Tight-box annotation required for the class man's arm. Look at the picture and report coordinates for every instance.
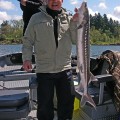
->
[22,15,36,72]
[19,0,43,8]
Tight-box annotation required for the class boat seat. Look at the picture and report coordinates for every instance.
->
[0,68,37,120]
[0,90,29,107]
[0,90,30,120]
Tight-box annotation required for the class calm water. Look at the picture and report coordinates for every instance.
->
[72,45,120,57]
[0,44,120,57]
[0,44,22,56]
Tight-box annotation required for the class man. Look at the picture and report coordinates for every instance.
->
[20,0,47,34]
[22,0,78,119]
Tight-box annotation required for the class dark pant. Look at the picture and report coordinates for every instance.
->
[36,70,75,120]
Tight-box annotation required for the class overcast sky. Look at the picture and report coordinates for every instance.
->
[0,0,120,24]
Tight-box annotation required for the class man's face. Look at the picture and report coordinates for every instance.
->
[48,0,63,10]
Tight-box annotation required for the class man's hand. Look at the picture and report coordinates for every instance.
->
[72,8,79,22]
[23,60,32,72]
[20,0,27,6]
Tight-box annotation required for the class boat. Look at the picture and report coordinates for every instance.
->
[0,52,119,120]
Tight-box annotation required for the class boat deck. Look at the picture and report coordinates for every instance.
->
[28,109,87,120]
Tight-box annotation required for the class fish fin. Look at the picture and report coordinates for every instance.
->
[81,93,96,109]
[78,80,84,92]
[75,80,84,92]
[89,72,98,83]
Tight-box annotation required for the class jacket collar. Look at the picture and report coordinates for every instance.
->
[38,5,68,18]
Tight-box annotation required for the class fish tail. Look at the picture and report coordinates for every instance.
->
[80,93,96,109]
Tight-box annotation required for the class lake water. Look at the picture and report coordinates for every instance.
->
[0,44,120,57]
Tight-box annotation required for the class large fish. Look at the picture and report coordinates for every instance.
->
[75,1,97,108]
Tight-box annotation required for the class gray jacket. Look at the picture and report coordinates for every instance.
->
[22,6,77,73]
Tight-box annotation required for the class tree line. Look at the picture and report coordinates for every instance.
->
[90,13,120,45]
[0,20,23,44]
[0,13,120,45]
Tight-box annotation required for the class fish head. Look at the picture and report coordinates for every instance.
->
[78,2,89,28]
